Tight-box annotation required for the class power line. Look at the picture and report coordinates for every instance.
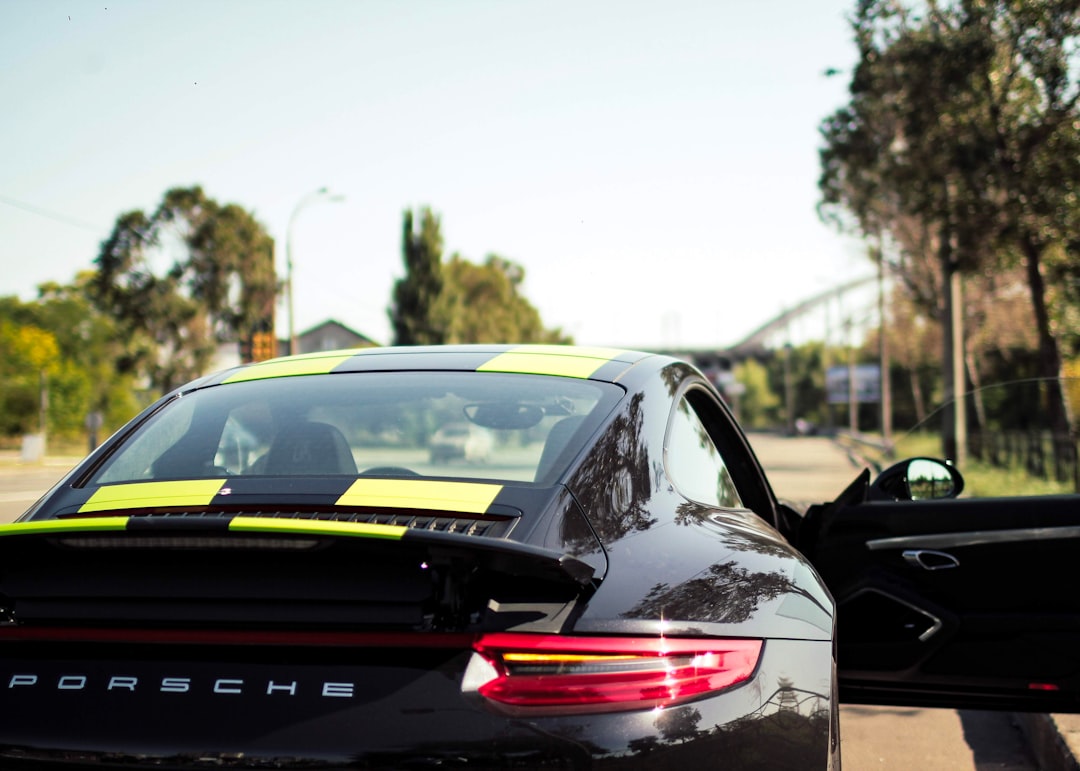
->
[0,193,103,234]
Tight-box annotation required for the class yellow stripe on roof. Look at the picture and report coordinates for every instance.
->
[223,350,358,383]
[228,516,406,540]
[0,517,131,537]
[336,478,502,514]
[478,345,626,379]
[79,480,225,513]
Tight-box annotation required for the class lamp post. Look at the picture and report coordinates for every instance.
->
[783,342,795,436]
[286,187,345,355]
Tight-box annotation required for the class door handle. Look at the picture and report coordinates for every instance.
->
[902,549,960,571]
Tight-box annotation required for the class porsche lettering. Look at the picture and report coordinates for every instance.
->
[7,674,355,698]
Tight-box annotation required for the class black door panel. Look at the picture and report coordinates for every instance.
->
[805,494,1080,711]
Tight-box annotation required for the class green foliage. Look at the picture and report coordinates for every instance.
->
[440,255,571,344]
[0,280,141,439]
[772,343,830,427]
[390,208,446,345]
[0,321,55,436]
[735,358,781,429]
[734,344,836,431]
[36,277,143,433]
[390,208,570,346]
[819,0,1080,436]
[89,186,277,394]
[1046,242,1080,356]
[892,430,1073,497]
[45,358,91,440]
[962,463,1073,497]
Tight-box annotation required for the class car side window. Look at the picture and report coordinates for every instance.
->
[666,394,743,509]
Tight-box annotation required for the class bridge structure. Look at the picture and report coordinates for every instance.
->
[650,273,881,385]
[726,275,879,356]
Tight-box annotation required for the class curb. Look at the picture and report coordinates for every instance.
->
[1015,713,1080,771]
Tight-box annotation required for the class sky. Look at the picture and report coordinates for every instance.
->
[1,0,873,351]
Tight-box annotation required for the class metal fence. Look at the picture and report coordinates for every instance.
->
[968,430,1080,493]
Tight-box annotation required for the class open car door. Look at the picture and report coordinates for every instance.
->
[800,458,1080,713]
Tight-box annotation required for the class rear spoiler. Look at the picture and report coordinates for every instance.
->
[0,516,598,634]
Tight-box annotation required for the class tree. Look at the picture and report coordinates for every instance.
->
[819,0,1080,455]
[874,288,942,429]
[0,321,57,437]
[390,207,446,345]
[35,275,143,433]
[735,358,782,429]
[439,255,571,344]
[0,278,142,440]
[89,186,277,394]
[973,0,1080,437]
[390,207,570,345]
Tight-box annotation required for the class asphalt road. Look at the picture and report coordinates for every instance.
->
[0,440,1048,768]
[0,453,79,522]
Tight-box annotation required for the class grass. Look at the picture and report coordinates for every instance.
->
[895,432,1074,497]
[957,464,1073,497]
[890,432,940,460]
[836,430,1075,497]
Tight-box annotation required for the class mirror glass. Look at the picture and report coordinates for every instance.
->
[906,459,956,500]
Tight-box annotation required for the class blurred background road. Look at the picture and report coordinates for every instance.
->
[0,451,79,522]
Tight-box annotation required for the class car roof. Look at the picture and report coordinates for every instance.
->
[198,344,656,390]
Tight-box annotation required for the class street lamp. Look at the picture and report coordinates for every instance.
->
[286,187,345,355]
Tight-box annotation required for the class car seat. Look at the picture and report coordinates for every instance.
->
[262,421,358,475]
[535,415,586,484]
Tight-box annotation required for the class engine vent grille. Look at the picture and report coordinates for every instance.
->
[125,510,516,538]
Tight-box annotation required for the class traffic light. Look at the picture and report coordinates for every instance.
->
[251,331,276,362]
[243,303,276,363]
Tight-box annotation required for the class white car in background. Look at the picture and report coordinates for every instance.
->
[429,421,494,463]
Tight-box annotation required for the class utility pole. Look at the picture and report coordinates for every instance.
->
[947,268,967,467]
[847,328,858,433]
[783,342,795,435]
[940,216,967,467]
[822,296,834,432]
[285,187,345,356]
[877,239,892,451]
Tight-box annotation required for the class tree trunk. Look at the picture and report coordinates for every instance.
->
[1021,235,1072,446]
[878,246,893,448]
[910,369,926,427]
[940,213,966,467]
[964,348,987,433]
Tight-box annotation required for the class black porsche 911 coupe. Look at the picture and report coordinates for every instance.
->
[2,344,1077,769]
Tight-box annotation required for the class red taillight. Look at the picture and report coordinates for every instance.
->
[1029,682,1061,691]
[466,633,762,713]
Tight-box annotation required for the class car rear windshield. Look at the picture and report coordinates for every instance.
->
[90,371,623,486]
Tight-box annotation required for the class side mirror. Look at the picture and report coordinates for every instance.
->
[868,457,964,501]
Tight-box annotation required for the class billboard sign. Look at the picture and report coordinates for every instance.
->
[826,364,881,404]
